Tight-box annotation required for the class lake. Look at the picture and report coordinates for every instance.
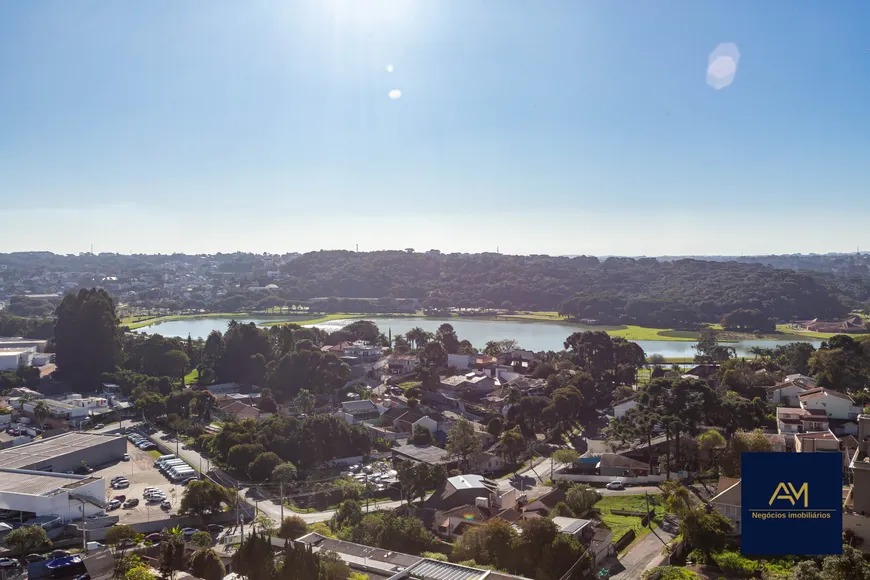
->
[135,316,823,359]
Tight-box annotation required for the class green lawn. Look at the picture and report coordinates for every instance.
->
[263,313,369,327]
[594,494,668,549]
[184,369,199,385]
[396,381,422,391]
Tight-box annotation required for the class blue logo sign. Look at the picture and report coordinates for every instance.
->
[741,452,842,555]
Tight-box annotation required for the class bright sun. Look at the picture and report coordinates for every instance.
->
[321,0,415,27]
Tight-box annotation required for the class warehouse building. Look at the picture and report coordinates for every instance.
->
[0,432,126,472]
[0,468,105,522]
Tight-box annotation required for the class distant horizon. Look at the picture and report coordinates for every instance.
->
[2,247,868,260]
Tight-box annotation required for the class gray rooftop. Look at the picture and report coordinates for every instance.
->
[393,444,452,465]
[551,516,594,536]
[0,432,122,470]
[404,559,488,580]
[447,474,492,490]
[0,468,94,496]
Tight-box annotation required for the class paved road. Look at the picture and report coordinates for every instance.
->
[610,516,678,579]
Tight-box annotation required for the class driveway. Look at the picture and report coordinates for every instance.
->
[609,515,679,579]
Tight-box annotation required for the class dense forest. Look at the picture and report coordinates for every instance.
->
[277,251,849,325]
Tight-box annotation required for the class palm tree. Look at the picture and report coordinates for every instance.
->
[405,327,432,350]
[748,346,764,359]
[33,401,50,428]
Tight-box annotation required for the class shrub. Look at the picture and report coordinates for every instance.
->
[712,551,759,577]
[642,567,700,580]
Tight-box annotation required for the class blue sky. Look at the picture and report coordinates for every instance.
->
[2,1,870,256]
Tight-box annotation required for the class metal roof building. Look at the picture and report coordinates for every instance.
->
[0,431,125,472]
[0,468,106,522]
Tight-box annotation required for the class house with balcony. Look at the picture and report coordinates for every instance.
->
[776,406,829,435]
[798,388,861,435]
[843,415,870,548]
[337,400,380,425]
[342,341,381,361]
[710,477,742,535]
[766,376,816,406]
[382,354,417,375]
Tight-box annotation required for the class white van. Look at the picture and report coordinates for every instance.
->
[154,454,177,467]
[169,468,195,481]
[160,459,186,472]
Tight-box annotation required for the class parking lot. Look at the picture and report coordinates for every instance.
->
[92,441,184,523]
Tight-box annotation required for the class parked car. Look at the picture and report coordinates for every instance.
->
[123,498,139,508]
[110,476,126,484]
[145,533,163,543]
[108,499,121,510]
[112,495,126,503]
[112,480,129,489]
[24,554,45,563]
[605,481,625,491]
[180,477,198,486]
[94,424,105,430]
[122,454,130,461]
[86,542,104,551]
[49,550,71,559]
[160,500,171,510]
[0,558,19,569]
[206,524,224,534]
[182,528,198,540]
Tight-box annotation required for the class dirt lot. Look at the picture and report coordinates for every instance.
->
[92,441,185,523]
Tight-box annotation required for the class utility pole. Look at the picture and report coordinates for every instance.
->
[645,492,651,528]
[280,482,284,522]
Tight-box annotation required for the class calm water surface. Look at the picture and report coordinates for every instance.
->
[135,316,822,359]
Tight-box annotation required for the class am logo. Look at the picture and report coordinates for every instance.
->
[768,482,808,507]
[741,452,842,555]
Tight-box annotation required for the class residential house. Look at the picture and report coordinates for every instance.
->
[321,342,351,354]
[434,502,523,539]
[710,477,742,535]
[597,453,651,477]
[794,430,840,453]
[613,397,638,420]
[337,400,380,425]
[425,474,505,512]
[392,444,454,466]
[342,341,381,361]
[447,353,499,371]
[766,378,816,406]
[776,407,829,435]
[496,350,542,369]
[798,388,862,436]
[440,372,498,395]
[845,415,870,548]
[764,433,787,452]
[522,487,567,518]
[219,401,270,421]
[383,354,417,375]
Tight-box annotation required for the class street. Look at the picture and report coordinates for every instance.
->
[610,515,679,579]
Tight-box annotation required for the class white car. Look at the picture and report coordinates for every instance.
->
[605,481,625,490]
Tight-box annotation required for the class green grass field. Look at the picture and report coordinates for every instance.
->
[184,368,199,385]
[594,494,668,550]
[396,381,422,391]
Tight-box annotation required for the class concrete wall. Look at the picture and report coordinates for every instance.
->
[25,436,126,472]
[0,477,106,522]
[553,472,688,484]
[845,513,870,551]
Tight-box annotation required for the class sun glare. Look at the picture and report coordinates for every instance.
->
[322,0,415,27]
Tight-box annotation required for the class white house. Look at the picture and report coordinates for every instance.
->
[776,407,829,435]
[342,341,381,359]
[710,477,742,535]
[766,379,815,407]
[798,388,861,421]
